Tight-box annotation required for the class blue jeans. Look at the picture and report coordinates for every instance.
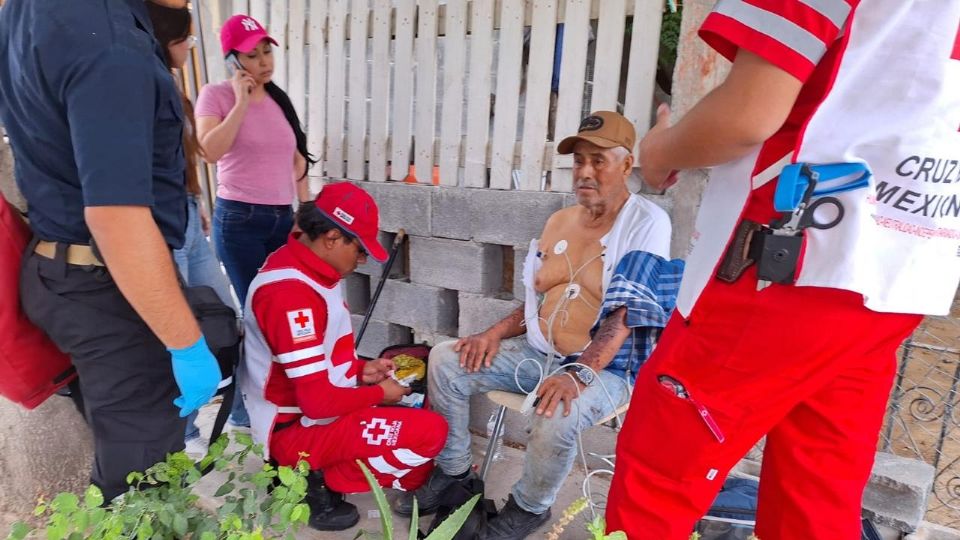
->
[174,196,236,308]
[427,338,631,514]
[174,195,245,437]
[211,197,293,308]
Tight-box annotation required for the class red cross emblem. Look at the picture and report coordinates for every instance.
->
[293,311,310,328]
[362,418,397,446]
[287,309,316,342]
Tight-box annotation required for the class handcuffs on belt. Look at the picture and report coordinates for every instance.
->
[717,162,871,289]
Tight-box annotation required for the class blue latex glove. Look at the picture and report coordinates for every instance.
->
[168,335,222,417]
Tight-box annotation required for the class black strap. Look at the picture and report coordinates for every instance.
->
[198,382,234,476]
[209,382,234,448]
[273,418,298,433]
[200,336,238,476]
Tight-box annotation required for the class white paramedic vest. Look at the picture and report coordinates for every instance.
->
[679,0,960,317]
[240,268,355,460]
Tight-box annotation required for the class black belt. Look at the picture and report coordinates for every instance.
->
[273,418,298,433]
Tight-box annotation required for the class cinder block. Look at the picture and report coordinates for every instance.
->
[356,180,432,237]
[513,246,528,300]
[467,188,562,246]
[350,314,411,359]
[431,187,564,246]
[369,279,458,335]
[342,273,370,314]
[913,522,960,540]
[429,188,473,241]
[862,452,935,532]
[355,231,407,278]
[409,236,503,294]
[412,331,457,347]
[730,458,761,480]
[645,194,675,219]
[458,293,522,337]
[875,524,905,540]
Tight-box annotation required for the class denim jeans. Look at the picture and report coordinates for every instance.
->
[211,197,293,308]
[427,338,631,514]
[175,195,246,436]
[174,196,236,308]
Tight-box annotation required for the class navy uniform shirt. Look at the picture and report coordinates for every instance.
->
[0,0,187,248]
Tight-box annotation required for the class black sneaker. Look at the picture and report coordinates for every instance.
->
[390,467,475,517]
[304,470,360,531]
[480,495,551,540]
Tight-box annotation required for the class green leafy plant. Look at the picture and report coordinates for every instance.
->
[353,461,479,540]
[543,497,626,540]
[585,515,626,540]
[5,432,310,540]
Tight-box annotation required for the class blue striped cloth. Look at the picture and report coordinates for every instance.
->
[589,250,685,381]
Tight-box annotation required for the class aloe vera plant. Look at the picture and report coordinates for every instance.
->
[353,460,479,540]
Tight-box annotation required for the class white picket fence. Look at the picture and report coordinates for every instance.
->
[191,0,666,192]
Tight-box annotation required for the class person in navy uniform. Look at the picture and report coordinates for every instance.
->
[0,0,220,501]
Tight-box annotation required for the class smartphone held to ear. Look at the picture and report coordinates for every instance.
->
[226,54,254,94]
[225,53,244,75]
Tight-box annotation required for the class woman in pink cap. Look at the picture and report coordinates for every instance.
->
[195,14,314,316]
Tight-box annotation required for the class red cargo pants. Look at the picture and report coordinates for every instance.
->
[606,267,921,540]
[271,406,447,493]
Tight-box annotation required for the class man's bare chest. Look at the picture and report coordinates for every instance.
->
[535,229,606,295]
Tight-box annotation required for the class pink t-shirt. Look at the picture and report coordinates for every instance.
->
[195,81,296,205]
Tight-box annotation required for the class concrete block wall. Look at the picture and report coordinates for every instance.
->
[458,293,522,337]
[369,280,459,335]
[409,237,503,294]
[345,181,676,350]
[350,314,412,359]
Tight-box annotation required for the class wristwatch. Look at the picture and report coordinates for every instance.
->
[566,365,595,387]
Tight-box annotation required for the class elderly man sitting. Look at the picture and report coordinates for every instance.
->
[391,111,684,540]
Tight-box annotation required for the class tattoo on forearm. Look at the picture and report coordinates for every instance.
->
[596,307,627,344]
[579,307,627,369]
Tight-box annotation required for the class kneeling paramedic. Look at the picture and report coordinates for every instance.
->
[240,182,448,531]
[605,1,960,539]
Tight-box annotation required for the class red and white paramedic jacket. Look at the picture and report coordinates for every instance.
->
[679,0,960,317]
[240,235,384,459]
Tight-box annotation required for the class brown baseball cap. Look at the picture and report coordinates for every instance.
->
[556,111,636,155]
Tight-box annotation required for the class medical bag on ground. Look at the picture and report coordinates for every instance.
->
[422,475,497,540]
[694,477,885,539]
[183,285,241,452]
[183,285,240,398]
[0,194,76,409]
[694,477,758,540]
[369,343,431,409]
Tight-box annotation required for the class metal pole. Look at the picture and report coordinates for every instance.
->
[356,229,406,347]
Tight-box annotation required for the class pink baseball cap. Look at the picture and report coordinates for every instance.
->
[220,14,278,56]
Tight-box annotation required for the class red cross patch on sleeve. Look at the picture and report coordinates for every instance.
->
[287,309,317,343]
